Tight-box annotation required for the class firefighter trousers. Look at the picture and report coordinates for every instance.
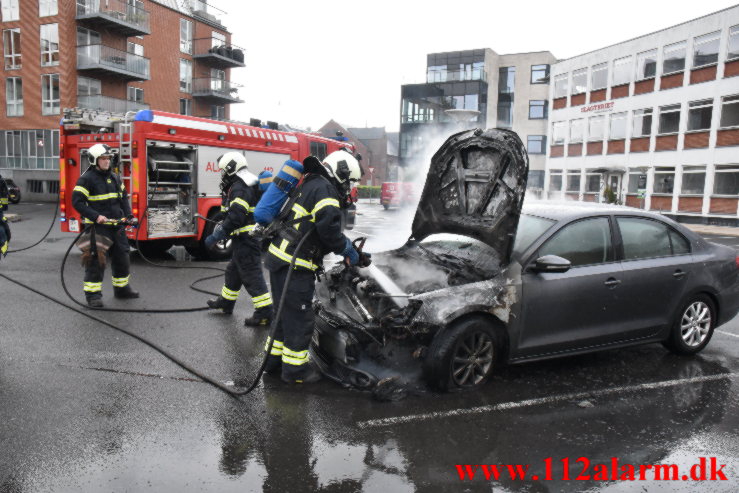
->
[221,235,272,316]
[83,225,130,300]
[264,266,316,380]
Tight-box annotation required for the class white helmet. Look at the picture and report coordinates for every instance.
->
[323,150,361,184]
[88,143,115,166]
[218,151,249,176]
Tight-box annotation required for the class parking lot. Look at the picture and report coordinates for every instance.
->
[0,201,737,492]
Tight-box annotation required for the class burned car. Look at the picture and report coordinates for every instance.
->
[310,128,739,393]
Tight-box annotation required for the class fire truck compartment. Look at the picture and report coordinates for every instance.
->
[146,141,196,237]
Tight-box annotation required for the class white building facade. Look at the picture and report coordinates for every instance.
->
[545,6,739,226]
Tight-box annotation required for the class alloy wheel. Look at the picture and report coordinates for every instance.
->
[680,301,711,347]
[451,331,494,387]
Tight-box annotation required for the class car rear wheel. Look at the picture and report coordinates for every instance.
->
[423,316,500,391]
[663,295,716,355]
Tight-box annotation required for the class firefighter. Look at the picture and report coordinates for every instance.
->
[206,152,273,326]
[72,143,139,307]
[264,150,369,384]
[0,172,9,258]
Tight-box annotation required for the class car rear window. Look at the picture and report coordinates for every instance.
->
[512,214,555,256]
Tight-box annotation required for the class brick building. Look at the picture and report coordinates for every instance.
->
[0,0,242,200]
[546,5,739,226]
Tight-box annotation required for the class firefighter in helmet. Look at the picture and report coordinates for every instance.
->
[0,172,9,258]
[264,150,369,384]
[72,143,139,307]
[206,152,273,326]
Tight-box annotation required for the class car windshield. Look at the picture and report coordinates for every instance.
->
[512,214,556,257]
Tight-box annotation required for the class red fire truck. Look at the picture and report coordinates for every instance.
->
[59,109,355,259]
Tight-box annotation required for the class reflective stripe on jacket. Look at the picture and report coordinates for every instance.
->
[72,167,131,223]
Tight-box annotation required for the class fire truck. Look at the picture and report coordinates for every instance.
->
[59,109,356,260]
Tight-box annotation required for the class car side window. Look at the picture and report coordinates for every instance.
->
[617,217,690,260]
[538,217,613,267]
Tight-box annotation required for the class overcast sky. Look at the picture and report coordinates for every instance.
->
[207,0,736,132]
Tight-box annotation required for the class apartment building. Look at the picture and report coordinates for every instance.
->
[399,48,557,189]
[0,0,243,200]
[546,5,739,226]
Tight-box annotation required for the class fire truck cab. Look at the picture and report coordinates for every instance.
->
[59,109,355,259]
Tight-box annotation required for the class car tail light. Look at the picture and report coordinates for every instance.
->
[59,189,66,217]
[132,192,139,218]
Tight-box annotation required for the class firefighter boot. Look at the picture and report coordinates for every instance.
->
[87,297,104,308]
[282,362,322,384]
[243,308,272,327]
[207,296,235,314]
[114,285,140,299]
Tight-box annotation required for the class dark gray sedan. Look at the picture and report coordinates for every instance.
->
[311,129,739,393]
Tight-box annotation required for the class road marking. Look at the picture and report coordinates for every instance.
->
[356,372,739,429]
[716,330,739,339]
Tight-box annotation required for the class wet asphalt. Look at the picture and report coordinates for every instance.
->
[0,201,738,493]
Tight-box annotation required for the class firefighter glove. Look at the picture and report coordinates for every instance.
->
[341,237,360,266]
[358,251,372,268]
[126,214,138,226]
[205,224,226,249]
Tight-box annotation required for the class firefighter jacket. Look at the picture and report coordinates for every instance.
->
[220,178,258,236]
[265,173,347,272]
[72,167,132,224]
[0,174,8,255]
[0,174,8,218]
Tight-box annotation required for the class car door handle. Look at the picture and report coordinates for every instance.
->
[604,278,621,288]
[673,270,686,279]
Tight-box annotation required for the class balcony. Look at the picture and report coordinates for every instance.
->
[77,94,149,113]
[77,44,150,81]
[426,68,487,83]
[192,78,243,104]
[192,38,245,69]
[76,0,150,37]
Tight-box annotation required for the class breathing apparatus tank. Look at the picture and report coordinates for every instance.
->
[257,170,273,193]
[253,159,303,225]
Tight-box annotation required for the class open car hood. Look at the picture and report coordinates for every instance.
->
[411,128,528,264]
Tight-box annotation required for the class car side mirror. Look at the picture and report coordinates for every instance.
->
[532,255,571,273]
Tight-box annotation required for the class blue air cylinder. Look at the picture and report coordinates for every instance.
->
[253,160,303,225]
[257,170,273,192]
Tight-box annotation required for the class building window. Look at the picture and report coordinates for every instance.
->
[612,56,632,86]
[687,99,713,131]
[3,28,20,70]
[47,180,59,194]
[549,169,563,192]
[28,180,44,194]
[713,165,739,196]
[662,41,686,74]
[658,104,681,134]
[1,0,19,21]
[498,66,515,94]
[569,119,584,143]
[609,112,627,140]
[309,142,328,161]
[588,115,605,141]
[528,100,547,119]
[39,0,57,16]
[720,95,739,128]
[41,73,60,115]
[530,64,549,84]
[179,59,192,93]
[635,49,657,80]
[180,19,193,54]
[127,42,144,57]
[693,31,720,68]
[728,25,739,62]
[653,167,675,194]
[591,63,608,90]
[179,98,191,115]
[496,102,513,128]
[211,105,225,120]
[77,76,100,96]
[40,24,59,67]
[681,166,706,195]
[566,171,581,192]
[552,121,567,145]
[128,86,144,103]
[527,135,546,154]
[627,171,645,194]
[6,77,22,117]
[585,174,601,193]
[553,74,568,98]
[632,108,653,137]
[571,68,587,94]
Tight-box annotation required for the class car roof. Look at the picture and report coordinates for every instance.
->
[522,200,659,221]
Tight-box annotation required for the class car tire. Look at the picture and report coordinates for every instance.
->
[423,316,500,391]
[382,204,389,210]
[9,193,20,204]
[662,294,716,355]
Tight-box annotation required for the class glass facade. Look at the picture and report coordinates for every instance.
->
[0,129,60,170]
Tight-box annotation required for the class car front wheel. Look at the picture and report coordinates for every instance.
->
[423,316,500,391]
[663,295,716,355]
